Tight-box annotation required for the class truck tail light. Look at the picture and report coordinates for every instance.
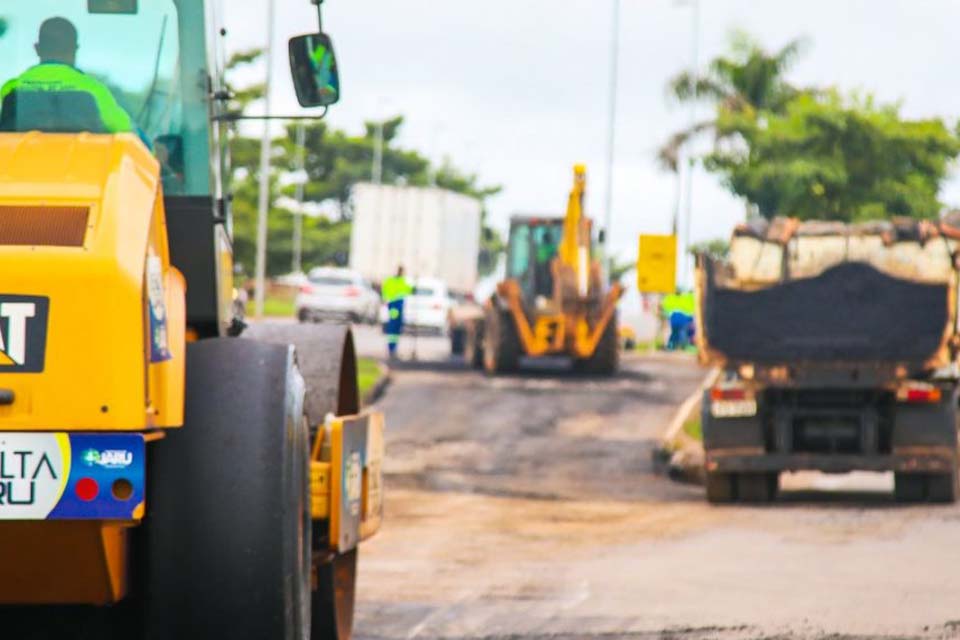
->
[897,382,942,404]
[710,387,748,401]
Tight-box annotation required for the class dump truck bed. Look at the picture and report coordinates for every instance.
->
[697,217,960,370]
[701,260,952,365]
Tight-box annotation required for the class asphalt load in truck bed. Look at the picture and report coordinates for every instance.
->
[703,261,950,363]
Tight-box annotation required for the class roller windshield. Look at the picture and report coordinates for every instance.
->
[0,1,214,196]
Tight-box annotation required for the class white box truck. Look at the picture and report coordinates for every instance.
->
[349,183,482,295]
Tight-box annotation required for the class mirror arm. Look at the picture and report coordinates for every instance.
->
[311,0,324,31]
[213,108,329,123]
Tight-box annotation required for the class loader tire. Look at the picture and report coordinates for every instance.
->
[450,326,466,355]
[463,321,484,370]
[575,314,619,375]
[483,308,519,374]
[144,338,312,640]
[704,471,735,504]
[246,324,362,640]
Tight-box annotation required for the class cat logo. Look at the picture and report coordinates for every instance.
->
[0,296,49,373]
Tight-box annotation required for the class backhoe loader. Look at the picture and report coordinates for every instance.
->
[0,2,381,638]
[464,165,622,374]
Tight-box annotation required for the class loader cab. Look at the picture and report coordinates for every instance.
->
[0,0,339,337]
[507,216,565,303]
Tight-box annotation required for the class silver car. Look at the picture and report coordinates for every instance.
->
[295,267,380,324]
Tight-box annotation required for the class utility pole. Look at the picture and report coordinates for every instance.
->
[254,0,277,318]
[602,0,621,255]
[292,122,306,274]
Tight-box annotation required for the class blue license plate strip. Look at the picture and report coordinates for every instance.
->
[0,433,145,520]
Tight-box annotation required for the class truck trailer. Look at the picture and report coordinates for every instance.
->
[697,217,960,503]
[349,182,482,295]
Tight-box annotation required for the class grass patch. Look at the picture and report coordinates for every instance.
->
[683,415,703,441]
[357,357,383,400]
[247,296,296,318]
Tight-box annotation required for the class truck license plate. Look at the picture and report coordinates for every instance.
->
[710,399,758,418]
[0,433,145,520]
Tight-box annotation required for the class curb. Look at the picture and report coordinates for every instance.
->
[661,367,720,445]
[653,367,719,485]
[363,361,392,406]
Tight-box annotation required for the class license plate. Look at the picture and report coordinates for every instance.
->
[710,399,758,418]
[0,433,145,520]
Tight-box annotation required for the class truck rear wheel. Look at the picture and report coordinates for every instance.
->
[483,308,519,374]
[894,473,926,503]
[144,338,311,640]
[704,471,735,503]
[926,470,959,503]
[736,472,777,503]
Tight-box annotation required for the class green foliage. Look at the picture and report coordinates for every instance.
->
[660,31,807,172]
[357,358,383,401]
[688,238,730,259]
[665,33,960,221]
[705,92,960,221]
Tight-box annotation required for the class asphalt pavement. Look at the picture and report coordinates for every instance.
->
[340,324,960,640]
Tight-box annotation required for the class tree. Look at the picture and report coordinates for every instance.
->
[659,32,807,172]
[224,49,504,277]
[705,91,960,221]
[688,238,730,260]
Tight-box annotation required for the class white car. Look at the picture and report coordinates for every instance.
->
[394,277,452,335]
[295,267,380,324]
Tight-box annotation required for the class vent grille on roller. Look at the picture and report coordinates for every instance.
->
[0,206,90,247]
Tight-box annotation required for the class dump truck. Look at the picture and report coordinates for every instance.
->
[462,165,622,374]
[697,216,960,504]
[0,2,382,638]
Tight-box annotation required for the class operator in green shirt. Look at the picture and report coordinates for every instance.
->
[309,41,339,103]
[0,17,135,135]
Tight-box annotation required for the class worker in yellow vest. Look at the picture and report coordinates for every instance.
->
[381,266,413,359]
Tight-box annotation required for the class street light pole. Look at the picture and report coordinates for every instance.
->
[292,122,306,274]
[680,0,700,285]
[254,0,277,318]
[602,0,621,254]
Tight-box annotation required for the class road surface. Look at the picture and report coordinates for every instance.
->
[351,325,960,639]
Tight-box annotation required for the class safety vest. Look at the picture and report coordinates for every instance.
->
[381,276,413,303]
[1,63,135,134]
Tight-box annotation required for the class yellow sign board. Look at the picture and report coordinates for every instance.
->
[637,234,677,294]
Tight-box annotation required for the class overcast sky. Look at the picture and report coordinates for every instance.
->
[223,0,960,269]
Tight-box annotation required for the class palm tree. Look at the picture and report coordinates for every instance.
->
[658,32,808,172]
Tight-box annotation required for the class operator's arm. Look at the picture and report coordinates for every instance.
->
[0,77,17,101]
[87,81,135,133]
